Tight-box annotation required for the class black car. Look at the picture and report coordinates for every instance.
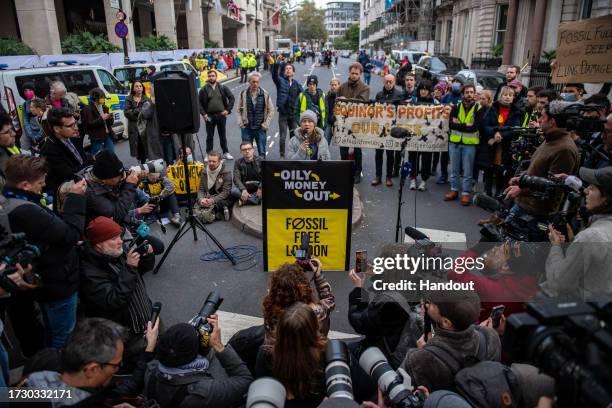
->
[414,55,468,84]
[454,69,506,92]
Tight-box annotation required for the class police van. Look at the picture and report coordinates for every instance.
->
[0,63,128,143]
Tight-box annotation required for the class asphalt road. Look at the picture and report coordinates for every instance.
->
[113,57,490,334]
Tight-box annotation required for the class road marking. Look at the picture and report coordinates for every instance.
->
[218,310,358,344]
[269,141,275,148]
[404,227,467,251]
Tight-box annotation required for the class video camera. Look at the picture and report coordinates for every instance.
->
[189,290,223,349]
[0,231,41,291]
[561,103,606,134]
[359,347,425,408]
[504,297,612,408]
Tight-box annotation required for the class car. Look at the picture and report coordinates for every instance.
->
[341,51,351,58]
[414,55,468,84]
[454,69,506,92]
[391,50,426,66]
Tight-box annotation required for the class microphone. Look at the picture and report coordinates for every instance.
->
[405,226,429,241]
[390,126,411,139]
[564,175,583,192]
[472,193,500,212]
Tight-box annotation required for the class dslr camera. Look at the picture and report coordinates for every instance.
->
[189,290,223,349]
[0,231,42,290]
[126,159,166,177]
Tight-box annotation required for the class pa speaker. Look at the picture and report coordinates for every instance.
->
[151,70,200,134]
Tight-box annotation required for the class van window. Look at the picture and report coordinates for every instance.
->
[14,70,97,98]
[62,70,98,95]
[160,64,185,72]
[97,69,127,94]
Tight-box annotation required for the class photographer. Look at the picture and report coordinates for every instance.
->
[2,155,86,350]
[542,166,612,298]
[144,318,253,407]
[504,101,579,222]
[138,171,182,226]
[233,141,262,206]
[399,290,501,392]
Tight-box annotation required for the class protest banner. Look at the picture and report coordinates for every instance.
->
[552,14,612,84]
[167,162,203,195]
[333,100,452,152]
[262,161,353,272]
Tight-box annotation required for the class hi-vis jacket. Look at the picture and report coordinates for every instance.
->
[294,89,326,129]
[449,102,484,145]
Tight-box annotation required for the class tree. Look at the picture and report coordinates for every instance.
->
[333,23,359,51]
[0,38,35,55]
[61,31,120,54]
[281,0,327,43]
[135,34,177,51]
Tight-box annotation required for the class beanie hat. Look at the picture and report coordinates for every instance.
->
[300,109,317,124]
[509,79,523,88]
[307,75,318,86]
[434,81,448,93]
[86,216,122,245]
[157,323,200,367]
[93,149,124,180]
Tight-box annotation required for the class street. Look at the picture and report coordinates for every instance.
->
[114,56,491,335]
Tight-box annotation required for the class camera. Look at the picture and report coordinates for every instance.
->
[504,297,612,408]
[246,377,286,408]
[189,290,223,349]
[294,233,313,272]
[127,159,166,177]
[561,103,606,134]
[359,347,425,408]
[325,340,354,400]
[0,232,42,291]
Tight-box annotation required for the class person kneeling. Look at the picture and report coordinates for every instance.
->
[287,110,330,160]
[138,171,182,226]
[233,141,263,206]
[194,151,238,223]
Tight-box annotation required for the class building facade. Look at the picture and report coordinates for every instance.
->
[433,0,612,71]
[325,1,360,44]
[0,0,280,55]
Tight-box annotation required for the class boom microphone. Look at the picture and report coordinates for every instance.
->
[404,226,428,241]
[390,127,412,139]
[473,193,500,212]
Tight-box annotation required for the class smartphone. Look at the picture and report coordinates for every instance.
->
[490,305,506,329]
[355,250,367,273]
[150,302,162,325]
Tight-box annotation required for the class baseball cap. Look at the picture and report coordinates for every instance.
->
[579,166,612,196]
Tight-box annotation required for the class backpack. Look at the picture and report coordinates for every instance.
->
[425,328,522,408]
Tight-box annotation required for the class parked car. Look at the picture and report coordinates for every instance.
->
[341,51,352,58]
[391,50,426,66]
[454,69,506,92]
[414,55,468,84]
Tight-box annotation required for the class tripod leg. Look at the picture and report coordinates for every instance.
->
[192,217,237,265]
[152,221,192,274]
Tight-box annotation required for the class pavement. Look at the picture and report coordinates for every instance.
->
[111,57,492,335]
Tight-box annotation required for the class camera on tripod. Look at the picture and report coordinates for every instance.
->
[504,297,612,408]
[189,290,223,349]
[0,232,42,290]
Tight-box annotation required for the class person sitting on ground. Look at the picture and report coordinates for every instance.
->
[399,290,501,392]
[194,151,238,223]
[287,110,331,161]
[233,141,262,206]
[138,170,182,226]
[143,319,253,407]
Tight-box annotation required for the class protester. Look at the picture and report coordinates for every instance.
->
[287,110,331,161]
[21,83,44,149]
[272,61,303,158]
[199,70,236,160]
[0,115,17,189]
[408,81,438,191]
[82,87,115,155]
[194,151,237,223]
[402,73,417,100]
[560,83,584,102]
[28,98,49,152]
[124,80,151,163]
[494,65,525,100]
[295,75,326,129]
[324,78,341,145]
[138,171,182,226]
[337,62,370,184]
[373,74,403,187]
[233,141,262,206]
[238,72,275,157]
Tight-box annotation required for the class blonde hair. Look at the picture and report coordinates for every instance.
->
[497,86,515,102]
[329,78,340,86]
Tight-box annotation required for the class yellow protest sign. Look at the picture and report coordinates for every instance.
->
[167,162,203,195]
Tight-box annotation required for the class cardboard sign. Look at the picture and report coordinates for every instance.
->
[552,14,612,84]
[262,161,354,272]
[333,100,452,152]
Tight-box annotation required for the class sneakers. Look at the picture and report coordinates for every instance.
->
[444,191,459,201]
[223,152,234,160]
[409,179,417,190]
[418,180,427,191]
[460,194,471,206]
[371,177,381,186]
[436,174,448,184]
[223,205,230,221]
[170,213,181,226]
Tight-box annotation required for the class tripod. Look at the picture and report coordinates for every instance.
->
[153,133,236,274]
[394,136,414,243]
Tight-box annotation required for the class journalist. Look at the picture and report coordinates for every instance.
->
[138,171,182,226]
[542,166,612,298]
[144,317,253,407]
[2,155,86,350]
[504,101,579,222]
[233,141,262,206]
[582,111,612,170]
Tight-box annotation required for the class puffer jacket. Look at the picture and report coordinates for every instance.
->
[237,88,275,131]
[287,127,331,160]
[271,61,303,115]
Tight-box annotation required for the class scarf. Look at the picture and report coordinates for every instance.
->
[206,163,223,192]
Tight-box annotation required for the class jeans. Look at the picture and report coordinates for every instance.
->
[90,134,115,156]
[340,147,362,174]
[364,72,371,85]
[449,143,476,195]
[40,292,78,348]
[278,113,297,157]
[375,149,394,178]
[241,128,267,157]
[161,136,175,164]
[205,114,228,153]
[160,193,181,216]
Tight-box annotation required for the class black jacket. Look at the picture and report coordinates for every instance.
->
[375,86,405,103]
[40,133,90,196]
[144,345,253,408]
[233,156,262,193]
[478,101,524,169]
[198,82,235,115]
[325,92,337,128]
[494,81,527,101]
[85,173,138,225]
[3,188,85,302]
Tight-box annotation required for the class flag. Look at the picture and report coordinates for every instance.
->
[228,0,240,20]
[215,0,222,15]
[270,9,280,26]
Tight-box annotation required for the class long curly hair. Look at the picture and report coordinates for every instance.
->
[262,263,313,331]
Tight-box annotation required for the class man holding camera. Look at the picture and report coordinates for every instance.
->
[2,155,87,350]
[144,318,253,407]
[504,101,579,221]
[79,216,155,368]
[234,141,262,206]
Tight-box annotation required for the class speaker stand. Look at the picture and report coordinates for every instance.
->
[153,133,236,274]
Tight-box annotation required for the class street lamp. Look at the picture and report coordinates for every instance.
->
[287,3,300,44]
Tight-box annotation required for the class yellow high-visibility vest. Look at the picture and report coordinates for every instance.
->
[298,92,326,128]
[7,146,21,156]
[449,103,480,145]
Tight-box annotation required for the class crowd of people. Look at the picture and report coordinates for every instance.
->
[0,47,611,407]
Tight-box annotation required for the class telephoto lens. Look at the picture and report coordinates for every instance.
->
[129,158,166,176]
[246,377,286,408]
[325,340,354,400]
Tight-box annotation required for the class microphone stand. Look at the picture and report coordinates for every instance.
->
[394,135,413,243]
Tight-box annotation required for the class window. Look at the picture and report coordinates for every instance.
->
[113,67,146,83]
[96,69,127,95]
[160,63,185,72]
[494,4,508,46]
[579,0,592,19]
